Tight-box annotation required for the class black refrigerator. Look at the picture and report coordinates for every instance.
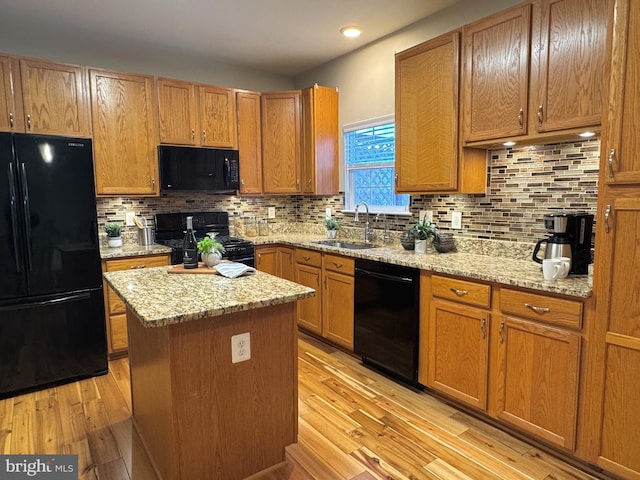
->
[0,133,107,399]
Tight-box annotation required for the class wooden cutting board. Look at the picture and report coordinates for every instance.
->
[167,263,221,274]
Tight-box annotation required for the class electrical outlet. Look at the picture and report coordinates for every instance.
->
[268,207,276,219]
[419,210,433,223]
[452,211,462,229]
[125,211,135,226]
[231,332,251,364]
[325,207,332,219]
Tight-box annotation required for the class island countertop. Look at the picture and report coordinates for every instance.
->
[103,266,315,328]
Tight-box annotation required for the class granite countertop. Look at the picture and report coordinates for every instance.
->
[250,234,593,298]
[103,267,315,328]
[100,243,173,260]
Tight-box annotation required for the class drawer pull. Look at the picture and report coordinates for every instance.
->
[450,288,468,296]
[333,262,343,268]
[525,303,550,314]
[480,318,487,339]
[130,265,146,269]
[303,256,311,261]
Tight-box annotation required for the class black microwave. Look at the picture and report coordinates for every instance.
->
[159,145,240,193]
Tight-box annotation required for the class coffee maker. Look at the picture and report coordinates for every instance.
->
[532,212,594,275]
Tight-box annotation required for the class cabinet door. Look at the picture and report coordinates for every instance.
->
[157,78,198,145]
[278,247,296,281]
[462,5,531,142]
[534,0,608,133]
[588,193,640,477]
[396,31,460,192]
[295,263,322,335]
[236,91,262,194]
[0,55,24,132]
[20,58,91,137]
[90,69,159,196]
[301,85,339,195]
[427,299,489,409]
[602,0,640,185]
[255,246,278,275]
[494,316,580,451]
[262,91,301,194]
[322,270,354,350]
[199,85,237,148]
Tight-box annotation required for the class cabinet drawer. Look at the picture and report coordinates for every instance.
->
[295,248,322,267]
[500,288,582,329]
[105,254,169,272]
[109,313,128,352]
[322,253,354,275]
[431,275,491,308]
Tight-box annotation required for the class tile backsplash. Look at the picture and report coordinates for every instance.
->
[97,138,600,246]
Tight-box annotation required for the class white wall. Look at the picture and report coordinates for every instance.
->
[294,0,522,188]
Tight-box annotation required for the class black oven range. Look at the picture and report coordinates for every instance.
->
[154,211,255,267]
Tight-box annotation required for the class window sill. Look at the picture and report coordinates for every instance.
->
[340,209,413,217]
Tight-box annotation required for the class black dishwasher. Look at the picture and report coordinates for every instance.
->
[354,258,421,387]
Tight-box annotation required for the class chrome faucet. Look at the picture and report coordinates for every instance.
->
[376,213,390,245]
[354,202,372,243]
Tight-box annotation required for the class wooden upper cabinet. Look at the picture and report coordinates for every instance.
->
[0,55,24,132]
[396,31,460,193]
[19,58,91,137]
[301,85,339,195]
[261,90,301,194]
[157,78,198,145]
[602,0,640,185]
[236,91,262,194]
[462,5,531,143]
[90,69,159,196]
[199,85,237,148]
[533,0,608,133]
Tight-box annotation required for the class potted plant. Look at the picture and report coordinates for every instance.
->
[104,223,123,248]
[197,234,226,267]
[323,216,340,239]
[410,218,436,254]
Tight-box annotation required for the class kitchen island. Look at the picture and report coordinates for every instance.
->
[103,266,314,480]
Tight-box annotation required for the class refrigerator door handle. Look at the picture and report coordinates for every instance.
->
[7,163,23,272]
[0,291,91,311]
[20,162,33,271]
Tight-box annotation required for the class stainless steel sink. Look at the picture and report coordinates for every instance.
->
[313,240,377,250]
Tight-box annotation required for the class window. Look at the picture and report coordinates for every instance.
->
[344,116,410,213]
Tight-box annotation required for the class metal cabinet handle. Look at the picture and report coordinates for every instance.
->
[303,256,311,261]
[608,149,615,178]
[499,321,505,344]
[537,105,543,127]
[9,112,13,128]
[151,177,156,189]
[395,173,398,186]
[241,179,245,186]
[480,318,487,339]
[27,114,31,129]
[191,129,195,142]
[518,108,523,127]
[525,303,550,314]
[296,179,300,188]
[450,288,468,296]
[604,204,611,233]
[202,131,206,143]
[333,262,343,268]
[130,265,146,269]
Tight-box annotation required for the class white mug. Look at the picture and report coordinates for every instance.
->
[556,257,571,279]
[542,258,563,281]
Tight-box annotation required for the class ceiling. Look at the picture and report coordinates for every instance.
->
[0,0,461,77]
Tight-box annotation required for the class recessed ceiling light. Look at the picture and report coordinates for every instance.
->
[503,141,516,147]
[579,131,596,138]
[340,26,362,38]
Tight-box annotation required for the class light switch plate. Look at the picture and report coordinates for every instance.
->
[419,210,433,223]
[452,211,462,229]
[267,207,276,219]
[325,207,332,219]
[125,211,135,226]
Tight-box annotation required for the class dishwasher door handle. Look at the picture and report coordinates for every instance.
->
[355,268,414,284]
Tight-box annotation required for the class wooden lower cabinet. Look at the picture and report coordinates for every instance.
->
[102,253,170,358]
[279,247,295,281]
[294,249,354,351]
[255,245,295,281]
[493,316,581,450]
[425,299,489,410]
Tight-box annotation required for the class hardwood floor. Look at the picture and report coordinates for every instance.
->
[0,333,601,480]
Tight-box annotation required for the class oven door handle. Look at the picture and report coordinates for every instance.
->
[355,268,414,284]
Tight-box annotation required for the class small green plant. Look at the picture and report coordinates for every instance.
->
[410,218,437,240]
[323,216,340,230]
[197,236,225,254]
[104,223,123,238]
